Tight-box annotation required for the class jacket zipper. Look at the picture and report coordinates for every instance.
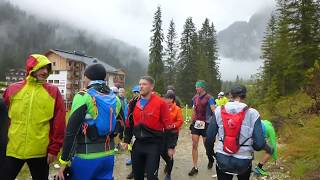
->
[25,84,36,158]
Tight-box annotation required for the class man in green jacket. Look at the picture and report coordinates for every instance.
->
[254,120,278,176]
[56,63,121,180]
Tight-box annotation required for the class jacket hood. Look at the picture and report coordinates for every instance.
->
[224,101,248,114]
[26,54,52,76]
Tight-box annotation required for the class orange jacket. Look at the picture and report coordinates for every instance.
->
[168,103,183,132]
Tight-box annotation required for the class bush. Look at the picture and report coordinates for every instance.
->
[258,92,315,128]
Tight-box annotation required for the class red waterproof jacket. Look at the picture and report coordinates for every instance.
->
[124,94,177,148]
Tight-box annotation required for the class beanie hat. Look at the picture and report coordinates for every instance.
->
[84,63,106,81]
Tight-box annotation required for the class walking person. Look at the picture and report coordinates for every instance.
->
[3,54,66,180]
[215,92,229,107]
[123,76,177,180]
[254,120,278,176]
[55,63,121,180]
[161,92,184,180]
[188,80,216,176]
[126,86,141,179]
[206,85,266,180]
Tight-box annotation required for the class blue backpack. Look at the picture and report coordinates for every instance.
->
[86,88,117,136]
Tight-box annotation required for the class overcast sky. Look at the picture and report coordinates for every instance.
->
[7,0,275,80]
[9,0,275,52]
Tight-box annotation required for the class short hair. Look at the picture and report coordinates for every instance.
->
[231,85,247,99]
[167,85,176,92]
[140,76,155,85]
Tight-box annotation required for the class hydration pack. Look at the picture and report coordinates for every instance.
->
[85,88,117,136]
[221,106,248,154]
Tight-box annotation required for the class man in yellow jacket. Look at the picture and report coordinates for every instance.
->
[3,54,66,180]
[215,92,229,107]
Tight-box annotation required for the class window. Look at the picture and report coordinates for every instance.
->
[48,80,53,83]
[69,61,72,66]
[54,80,59,84]
[54,71,60,74]
[61,90,64,94]
[53,62,56,66]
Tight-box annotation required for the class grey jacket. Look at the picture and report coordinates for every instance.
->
[206,101,265,175]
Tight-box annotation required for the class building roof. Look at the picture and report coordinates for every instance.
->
[48,49,118,73]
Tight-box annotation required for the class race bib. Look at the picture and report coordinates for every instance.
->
[194,120,206,129]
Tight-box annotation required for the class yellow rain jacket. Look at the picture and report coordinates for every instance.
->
[3,54,66,159]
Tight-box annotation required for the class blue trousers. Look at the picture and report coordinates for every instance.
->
[71,155,114,180]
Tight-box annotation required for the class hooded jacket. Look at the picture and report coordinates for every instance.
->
[3,54,66,159]
[206,101,265,175]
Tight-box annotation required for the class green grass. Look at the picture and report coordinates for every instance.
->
[279,115,320,178]
[181,107,193,128]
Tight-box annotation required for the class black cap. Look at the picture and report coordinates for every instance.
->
[164,91,176,100]
[84,63,106,81]
[231,85,247,98]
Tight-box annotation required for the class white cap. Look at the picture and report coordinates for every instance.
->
[110,86,119,93]
[218,92,224,96]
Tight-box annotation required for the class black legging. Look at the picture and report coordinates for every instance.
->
[216,165,251,180]
[132,140,161,180]
[160,142,174,176]
[3,156,49,180]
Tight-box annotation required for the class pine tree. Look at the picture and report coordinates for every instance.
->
[148,6,165,93]
[164,19,178,87]
[176,17,198,104]
[260,13,278,98]
[258,0,320,99]
[198,19,221,95]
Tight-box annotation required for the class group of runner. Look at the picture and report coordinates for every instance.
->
[0,54,278,180]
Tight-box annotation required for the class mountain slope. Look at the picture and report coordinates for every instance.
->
[217,7,273,60]
[0,1,147,85]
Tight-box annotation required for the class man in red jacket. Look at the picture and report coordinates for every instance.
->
[123,76,177,180]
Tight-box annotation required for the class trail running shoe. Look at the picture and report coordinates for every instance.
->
[254,167,269,176]
[188,167,199,176]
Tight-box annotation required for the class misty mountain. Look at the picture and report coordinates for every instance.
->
[0,1,147,85]
[217,7,273,60]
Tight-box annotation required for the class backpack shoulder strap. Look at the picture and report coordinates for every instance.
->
[242,106,249,112]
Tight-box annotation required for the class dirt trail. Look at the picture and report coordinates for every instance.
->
[114,129,216,180]
[17,128,289,180]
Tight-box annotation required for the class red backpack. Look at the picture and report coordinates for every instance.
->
[221,106,248,154]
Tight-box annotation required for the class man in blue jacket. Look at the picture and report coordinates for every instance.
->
[206,85,266,180]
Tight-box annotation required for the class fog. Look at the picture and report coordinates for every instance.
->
[219,57,263,81]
